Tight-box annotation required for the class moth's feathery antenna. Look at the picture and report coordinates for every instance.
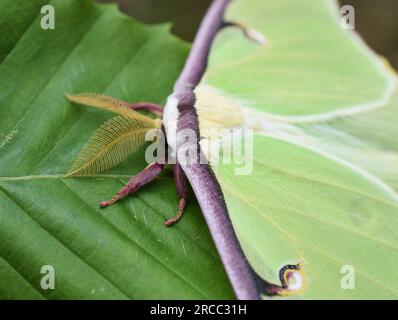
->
[65,93,163,126]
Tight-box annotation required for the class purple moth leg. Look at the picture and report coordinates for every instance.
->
[164,163,188,227]
[99,162,165,208]
[129,102,164,116]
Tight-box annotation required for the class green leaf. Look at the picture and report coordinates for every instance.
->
[199,0,398,299]
[0,0,234,299]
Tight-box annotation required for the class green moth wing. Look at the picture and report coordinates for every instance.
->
[197,0,398,299]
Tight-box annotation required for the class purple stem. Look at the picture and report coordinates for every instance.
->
[172,0,266,300]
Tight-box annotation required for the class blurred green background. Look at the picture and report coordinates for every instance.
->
[97,0,398,70]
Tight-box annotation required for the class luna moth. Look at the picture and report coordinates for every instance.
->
[64,0,398,300]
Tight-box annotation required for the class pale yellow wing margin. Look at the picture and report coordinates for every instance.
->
[65,93,160,127]
[68,116,156,176]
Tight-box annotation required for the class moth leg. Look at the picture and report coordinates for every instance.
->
[222,21,266,46]
[99,162,165,208]
[129,102,163,116]
[164,163,188,227]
